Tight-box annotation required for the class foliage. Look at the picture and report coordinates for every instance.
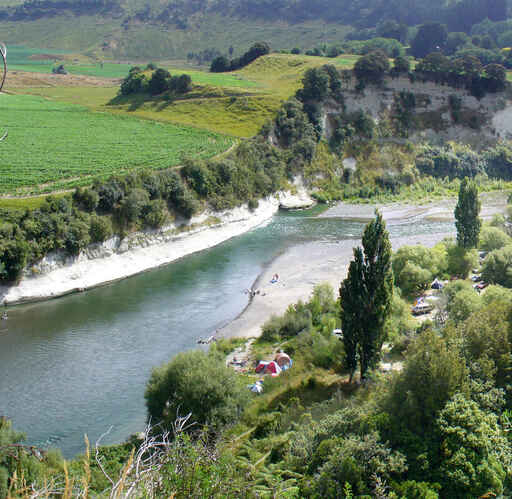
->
[445,284,482,325]
[479,224,512,251]
[353,50,390,86]
[481,244,512,287]
[455,177,482,249]
[340,212,393,381]
[435,393,511,497]
[410,23,448,58]
[445,241,478,278]
[415,144,485,180]
[145,349,249,432]
[392,243,447,296]
[383,329,468,435]
[210,42,270,72]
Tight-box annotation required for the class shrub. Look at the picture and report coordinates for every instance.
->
[479,225,511,251]
[482,244,512,287]
[0,237,29,283]
[445,241,478,278]
[64,219,91,256]
[142,199,168,228]
[72,187,99,212]
[148,68,171,95]
[144,350,249,432]
[116,188,150,227]
[260,301,312,342]
[446,287,482,324]
[89,215,113,243]
[353,50,390,86]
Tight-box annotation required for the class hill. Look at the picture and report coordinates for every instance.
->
[0,0,507,61]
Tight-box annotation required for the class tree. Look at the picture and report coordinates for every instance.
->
[148,68,170,95]
[210,55,230,73]
[436,394,511,498]
[353,50,390,86]
[392,55,410,75]
[455,177,481,249]
[410,23,448,58]
[340,211,393,381]
[145,350,249,432]
[481,244,512,287]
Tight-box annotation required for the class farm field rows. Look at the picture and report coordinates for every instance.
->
[0,93,234,195]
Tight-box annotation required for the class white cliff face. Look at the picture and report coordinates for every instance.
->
[0,186,314,306]
[322,75,512,148]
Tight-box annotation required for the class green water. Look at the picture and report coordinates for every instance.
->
[0,208,453,457]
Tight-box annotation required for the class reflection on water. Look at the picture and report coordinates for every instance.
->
[0,208,454,457]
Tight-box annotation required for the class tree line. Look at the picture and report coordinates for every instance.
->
[210,42,270,73]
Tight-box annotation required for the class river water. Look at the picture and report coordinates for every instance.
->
[0,206,458,458]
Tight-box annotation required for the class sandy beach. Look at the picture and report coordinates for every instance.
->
[219,192,509,339]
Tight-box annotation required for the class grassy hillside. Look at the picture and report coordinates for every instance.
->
[18,53,356,137]
[0,15,351,60]
[0,93,233,195]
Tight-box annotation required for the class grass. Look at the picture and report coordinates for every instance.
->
[239,53,357,98]
[0,193,66,210]
[0,93,233,195]
[18,53,355,138]
[0,15,351,60]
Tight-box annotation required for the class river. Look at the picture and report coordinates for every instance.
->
[0,204,466,457]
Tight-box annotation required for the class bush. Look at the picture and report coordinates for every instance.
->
[148,68,171,95]
[0,237,29,283]
[145,350,249,432]
[260,301,312,342]
[72,187,99,212]
[116,188,150,227]
[142,199,168,228]
[481,244,512,287]
[89,215,113,243]
[445,241,478,278]
[479,225,511,251]
[446,287,482,324]
[353,50,390,85]
[392,244,447,294]
[64,219,91,256]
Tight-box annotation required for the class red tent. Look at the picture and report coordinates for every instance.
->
[255,361,269,374]
[263,361,281,376]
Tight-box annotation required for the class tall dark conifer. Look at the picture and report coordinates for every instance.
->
[455,177,481,249]
[340,211,393,381]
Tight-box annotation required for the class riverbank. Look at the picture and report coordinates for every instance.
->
[0,188,314,306]
[218,192,508,340]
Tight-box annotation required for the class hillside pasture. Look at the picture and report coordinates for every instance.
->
[0,94,233,195]
[15,53,358,138]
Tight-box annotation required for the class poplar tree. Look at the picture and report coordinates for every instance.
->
[340,211,393,381]
[455,177,481,249]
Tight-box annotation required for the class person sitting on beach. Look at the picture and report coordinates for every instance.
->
[271,273,279,283]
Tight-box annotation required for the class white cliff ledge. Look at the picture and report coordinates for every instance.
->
[0,188,314,306]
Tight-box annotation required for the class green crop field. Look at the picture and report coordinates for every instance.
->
[0,93,233,195]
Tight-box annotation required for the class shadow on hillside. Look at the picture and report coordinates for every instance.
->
[107,94,149,111]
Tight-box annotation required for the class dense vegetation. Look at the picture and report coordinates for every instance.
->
[119,64,192,96]
[210,42,270,72]
[6,197,512,497]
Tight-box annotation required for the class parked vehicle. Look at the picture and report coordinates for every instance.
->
[412,303,434,315]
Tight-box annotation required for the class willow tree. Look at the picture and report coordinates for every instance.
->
[455,177,481,249]
[340,211,393,381]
